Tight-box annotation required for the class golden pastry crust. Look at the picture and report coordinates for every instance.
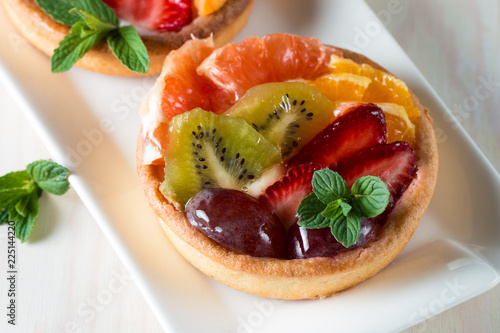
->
[136,47,439,299]
[2,0,254,76]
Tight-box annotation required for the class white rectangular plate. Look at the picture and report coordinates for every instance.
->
[1,1,499,332]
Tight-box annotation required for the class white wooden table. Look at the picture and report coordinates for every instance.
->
[1,0,498,332]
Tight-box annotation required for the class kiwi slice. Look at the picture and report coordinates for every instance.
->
[161,108,281,206]
[224,82,335,158]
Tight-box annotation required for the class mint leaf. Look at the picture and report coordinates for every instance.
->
[297,193,330,229]
[15,193,32,217]
[9,191,40,243]
[27,160,70,195]
[330,212,361,248]
[296,169,390,249]
[66,0,119,26]
[52,21,107,73]
[69,8,116,31]
[0,170,35,206]
[0,207,10,224]
[107,26,150,74]
[351,176,390,218]
[35,0,81,26]
[1,160,70,242]
[312,169,350,204]
[321,200,341,219]
[338,200,352,216]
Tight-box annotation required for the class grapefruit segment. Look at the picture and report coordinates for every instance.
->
[197,34,343,102]
[197,37,275,102]
[263,34,340,81]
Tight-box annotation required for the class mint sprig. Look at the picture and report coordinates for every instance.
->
[0,160,70,242]
[36,0,149,73]
[297,169,390,248]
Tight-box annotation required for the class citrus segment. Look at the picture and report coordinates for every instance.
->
[197,37,275,102]
[308,73,371,102]
[197,34,343,102]
[328,54,420,121]
[161,37,232,119]
[193,0,227,15]
[263,34,341,81]
[376,103,415,144]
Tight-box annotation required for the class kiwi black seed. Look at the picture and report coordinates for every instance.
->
[161,108,281,206]
[224,82,335,158]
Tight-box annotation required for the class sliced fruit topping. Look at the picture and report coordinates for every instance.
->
[377,103,416,145]
[263,34,342,81]
[197,34,342,102]
[224,82,335,158]
[193,0,227,16]
[285,218,380,259]
[307,73,371,102]
[142,37,232,164]
[197,36,275,102]
[288,104,387,168]
[328,54,421,121]
[332,102,416,145]
[330,141,417,215]
[161,108,281,205]
[259,163,322,230]
[160,37,231,119]
[103,0,193,32]
[186,188,286,258]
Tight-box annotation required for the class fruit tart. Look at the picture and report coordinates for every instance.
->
[137,33,438,299]
[3,0,254,75]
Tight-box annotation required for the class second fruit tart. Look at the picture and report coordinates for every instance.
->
[137,33,438,299]
[2,0,254,75]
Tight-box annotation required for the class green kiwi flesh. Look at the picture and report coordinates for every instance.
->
[161,108,282,206]
[224,82,335,158]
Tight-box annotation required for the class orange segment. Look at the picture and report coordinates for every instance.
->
[376,103,415,145]
[328,55,420,121]
[193,0,227,15]
[308,73,371,102]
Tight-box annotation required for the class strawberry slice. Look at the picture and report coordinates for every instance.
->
[330,141,417,219]
[103,0,192,32]
[287,103,387,168]
[259,163,322,230]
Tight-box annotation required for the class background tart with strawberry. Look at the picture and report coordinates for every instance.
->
[137,33,438,299]
[2,0,254,75]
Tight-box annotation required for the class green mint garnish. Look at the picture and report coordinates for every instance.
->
[297,169,390,248]
[351,175,391,218]
[107,26,150,74]
[36,0,149,74]
[0,160,70,242]
[34,0,81,26]
[51,21,108,73]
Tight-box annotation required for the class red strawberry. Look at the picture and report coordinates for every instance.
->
[287,103,387,168]
[103,0,192,32]
[259,163,322,230]
[330,141,417,220]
